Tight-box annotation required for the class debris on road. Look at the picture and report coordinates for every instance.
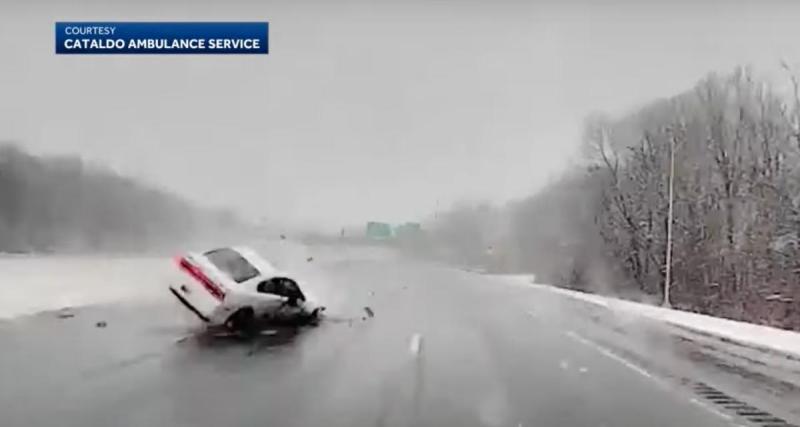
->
[56,308,75,319]
[95,321,107,328]
[364,306,375,318]
[306,256,314,262]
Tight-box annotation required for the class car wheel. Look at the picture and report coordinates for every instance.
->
[225,307,255,334]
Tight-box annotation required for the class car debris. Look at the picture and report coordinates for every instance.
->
[167,246,325,334]
[56,308,75,319]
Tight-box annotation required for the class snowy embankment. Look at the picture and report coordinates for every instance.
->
[0,255,171,319]
[501,275,800,360]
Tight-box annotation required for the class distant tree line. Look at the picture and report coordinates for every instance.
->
[425,68,800,330]
[0,144,243,253]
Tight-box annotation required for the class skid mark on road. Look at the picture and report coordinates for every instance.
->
[79,350,166,380]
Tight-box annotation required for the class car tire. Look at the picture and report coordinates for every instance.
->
[225,307,255,334]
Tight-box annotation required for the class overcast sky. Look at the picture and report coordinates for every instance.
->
[2,0,800,231]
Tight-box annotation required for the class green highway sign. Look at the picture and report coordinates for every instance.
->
[366,222,393,239]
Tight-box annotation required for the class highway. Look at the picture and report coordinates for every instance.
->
[0,245,786,427]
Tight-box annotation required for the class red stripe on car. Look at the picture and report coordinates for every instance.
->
[176,256,226,301]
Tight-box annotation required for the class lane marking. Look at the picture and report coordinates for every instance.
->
[566,330,739,423]
[690,398,733,421]
[409,333,423,357]
[565,330,656,381]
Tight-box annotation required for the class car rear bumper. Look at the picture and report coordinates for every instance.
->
[169,286,210,322]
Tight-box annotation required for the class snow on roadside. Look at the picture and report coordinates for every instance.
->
[0,255,170,319]
[497,274,800,359]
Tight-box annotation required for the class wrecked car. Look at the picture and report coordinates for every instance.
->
[168,246,324,332]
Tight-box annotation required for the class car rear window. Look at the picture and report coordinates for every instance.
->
[204,248,260,283]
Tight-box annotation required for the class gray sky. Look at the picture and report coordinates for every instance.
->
[2,0,800,231]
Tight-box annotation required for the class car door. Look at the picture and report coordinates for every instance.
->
[239,275,287,316]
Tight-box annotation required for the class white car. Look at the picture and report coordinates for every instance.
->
[168,246,323,331]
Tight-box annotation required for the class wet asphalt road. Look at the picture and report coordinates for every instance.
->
[0,252,738,427]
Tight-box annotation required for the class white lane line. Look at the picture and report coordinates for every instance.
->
[565,330,737,422]
[409,333,423,357]
[565,330,656,381]
[690,398,733,421]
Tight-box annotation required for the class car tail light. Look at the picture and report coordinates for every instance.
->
[176,256,226,301]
